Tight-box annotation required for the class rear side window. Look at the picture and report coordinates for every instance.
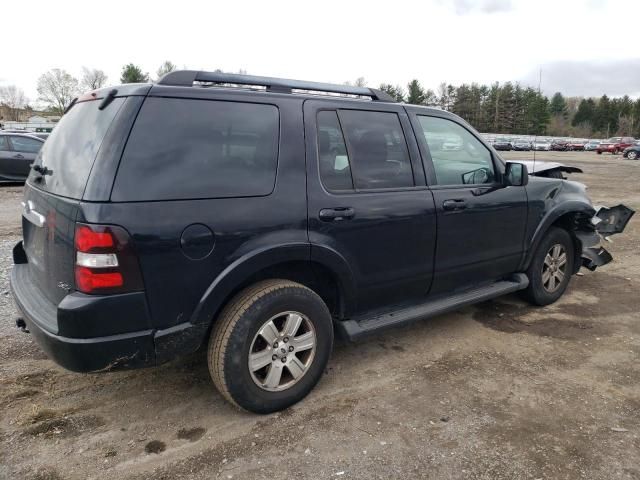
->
[29,98,125,199]
[317,109,414,191]
[112,98,279,201]
[10,136,43,153]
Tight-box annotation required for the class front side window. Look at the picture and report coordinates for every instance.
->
[418,116,495,186]
[10,136,43,153]
[339,110,414,190]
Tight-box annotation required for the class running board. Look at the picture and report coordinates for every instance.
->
[336,274,529,341]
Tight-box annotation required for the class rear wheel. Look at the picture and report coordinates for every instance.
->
[628,151,638,160]
[208,279,333,413]
[523,227,574,306]
[597,151,602,154]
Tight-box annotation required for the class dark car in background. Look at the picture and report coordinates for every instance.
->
[0,133,45,182]
[567,141,587,151]
[622,143,640,160]
[492,139,512,151]
[597,137,636,154]
[512,140,531,151]
[551,140,569,151]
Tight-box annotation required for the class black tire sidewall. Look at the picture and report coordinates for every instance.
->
[526,227,574,306]
[222,286,333,413]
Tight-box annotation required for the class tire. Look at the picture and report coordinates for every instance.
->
[628,151,638,160]
[522,227,574,306]
[597,151,602,155]
[208,279,333,413]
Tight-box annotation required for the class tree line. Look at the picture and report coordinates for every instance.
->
[2,66,639,139]
[377,80,640,138]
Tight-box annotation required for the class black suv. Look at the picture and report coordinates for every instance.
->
[10,71,633,413]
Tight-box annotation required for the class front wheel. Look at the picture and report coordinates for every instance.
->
[522,227,574,306]
[208,279,333,413]
[628,151,638,160]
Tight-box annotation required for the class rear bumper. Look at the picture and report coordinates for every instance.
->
[10,263,156,372]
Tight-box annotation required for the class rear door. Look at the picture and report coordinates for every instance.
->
[304,99,437,313]
[8,136,42,178]
[408,109,528,294]
[0,136,13,179]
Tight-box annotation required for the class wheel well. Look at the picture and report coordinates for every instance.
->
[216,260,343,320]
[550,212,593,274]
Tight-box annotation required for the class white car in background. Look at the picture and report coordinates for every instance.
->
[584,140,601,151]
[533,141,551,151]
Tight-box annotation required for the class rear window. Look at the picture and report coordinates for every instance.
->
[112,98,279,201]
[29,98,125,199]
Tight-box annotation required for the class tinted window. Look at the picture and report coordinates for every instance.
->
[29,98,126,199]
[418,116,495,186]
[339,110,413,190]
[10,136,43,153]
[0,136,8,150]
[317,111,353,191]
[113,98,279,201]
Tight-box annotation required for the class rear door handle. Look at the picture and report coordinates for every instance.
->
[319,207,355,222]
[442,199,467,211]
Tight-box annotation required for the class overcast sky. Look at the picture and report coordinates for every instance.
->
[2,0,639,105]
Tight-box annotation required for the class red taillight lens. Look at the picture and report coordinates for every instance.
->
[74,223,143,294]
[75,266,123,292]
[75,225,115,252]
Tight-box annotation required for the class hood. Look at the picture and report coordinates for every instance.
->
[516,160,583,175]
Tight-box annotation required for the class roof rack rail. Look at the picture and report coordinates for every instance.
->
[157,70,396,102]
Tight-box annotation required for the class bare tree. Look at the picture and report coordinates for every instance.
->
[37,69,79,115]
[80,67,108,91]
[0,85,29,121]
[156,61,177,80]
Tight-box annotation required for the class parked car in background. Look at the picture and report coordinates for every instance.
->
[551,140,570,151]
[584,140,601,151]
[596,137,636,154]
[622,143,640,160]
[0,132,45,182]
[512,140,532,151]
[493,139,512,151]
[567,141,587,151]
[533,141,552,151]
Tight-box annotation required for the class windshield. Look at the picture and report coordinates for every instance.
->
[28,98,125,199]
[606,137,622,142]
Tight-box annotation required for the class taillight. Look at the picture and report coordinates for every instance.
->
[74,223,143,294]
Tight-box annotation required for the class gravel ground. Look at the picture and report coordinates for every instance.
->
[0,152,639,480]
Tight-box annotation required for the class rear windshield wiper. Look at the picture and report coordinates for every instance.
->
[31,164,52,182]
[98,89,118,111]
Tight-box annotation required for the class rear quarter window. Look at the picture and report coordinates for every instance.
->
[111,98,279,201]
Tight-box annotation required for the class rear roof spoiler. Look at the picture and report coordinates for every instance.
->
[157,70,396,103]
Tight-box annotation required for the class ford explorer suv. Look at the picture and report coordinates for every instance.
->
[10,71,634,413]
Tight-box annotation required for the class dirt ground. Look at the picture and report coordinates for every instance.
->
[1,151,638,480]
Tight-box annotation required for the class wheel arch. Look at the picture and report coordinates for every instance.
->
[190,244,357,331]
[522,201,596,273]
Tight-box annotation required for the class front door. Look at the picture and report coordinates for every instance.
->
[408,110,528,294]
[304,100,437,313]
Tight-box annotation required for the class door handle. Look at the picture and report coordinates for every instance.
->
[442,199,467,211]
[13,154,25,159]
[319,207,355,222]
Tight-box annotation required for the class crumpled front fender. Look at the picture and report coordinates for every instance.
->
[578,204,635,271]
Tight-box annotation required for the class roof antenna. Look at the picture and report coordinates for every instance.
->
[532,67,542,174]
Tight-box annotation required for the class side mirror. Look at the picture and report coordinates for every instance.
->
[504,162,528,186]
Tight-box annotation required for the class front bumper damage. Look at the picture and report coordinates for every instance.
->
[577,204,635,271]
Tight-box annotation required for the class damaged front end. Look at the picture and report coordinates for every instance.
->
[576,205,635,271]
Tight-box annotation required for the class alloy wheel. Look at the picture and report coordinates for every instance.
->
[542,244,567,293]
[248,311,316,392]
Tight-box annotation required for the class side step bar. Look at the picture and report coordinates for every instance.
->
[335,274,529,341]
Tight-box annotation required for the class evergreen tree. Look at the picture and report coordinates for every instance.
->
[549,92,567,117]
[406,80,427,105]
[120,63,149,83]
[379,83,406,102]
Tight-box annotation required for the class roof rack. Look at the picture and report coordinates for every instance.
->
[157,70,396,103]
